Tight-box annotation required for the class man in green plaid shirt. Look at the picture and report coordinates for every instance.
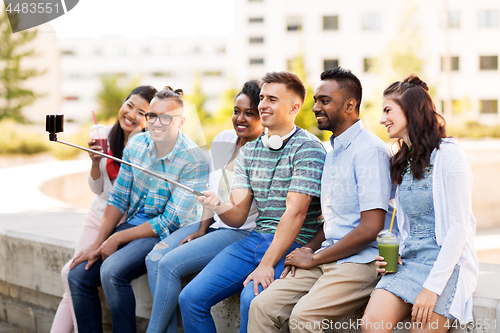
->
[68,88,209,333]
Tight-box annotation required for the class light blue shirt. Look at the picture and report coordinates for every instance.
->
[320,120,393,264]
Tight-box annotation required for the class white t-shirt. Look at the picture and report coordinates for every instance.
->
[209,130,257,230]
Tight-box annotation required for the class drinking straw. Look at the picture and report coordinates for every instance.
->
[388,207,396,238]
[91,110,104,153]
[91,110,98,125]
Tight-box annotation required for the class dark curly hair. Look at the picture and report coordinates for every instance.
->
[236,80,260,112]
[384,74,447,184]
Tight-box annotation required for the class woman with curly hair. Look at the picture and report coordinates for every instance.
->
[145,80,264,333]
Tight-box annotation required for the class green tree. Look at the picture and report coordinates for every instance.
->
[288,54,324,139]
[361,4,425,140]
[184,73,211,124]
[213,86,237,124]
[371,5,424,84]
[0,11,44,122]
[96,74,140,121]
[195,86,238,146]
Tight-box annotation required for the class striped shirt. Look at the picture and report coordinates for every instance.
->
[107,131,209,239]
[232,128,326,245]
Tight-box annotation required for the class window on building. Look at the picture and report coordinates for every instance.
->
[480,100,498,114]
[61,50,75,56]
[287,17,302,31]
[64,73,81,79]
[249,17,264,23]
[441,56,460,71]
[480,56,498,70]
[479,10,499,27]
[249,37,264,44]
[440,100,463,114]
[323,59,339,71]
[203,71,223,77]
[363,58,375,72]
[447,11,461,28]
[250,58,265,65]
[190,46,201,55]
[323,16,339,30]
[216,46,226,54]
[153,72,172,77]
[362,13,381,31]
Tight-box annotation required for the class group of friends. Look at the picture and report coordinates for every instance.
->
[49,67,478,333]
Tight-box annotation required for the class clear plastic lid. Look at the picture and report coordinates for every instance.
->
[89,124,107,139]
[377,229,399,243]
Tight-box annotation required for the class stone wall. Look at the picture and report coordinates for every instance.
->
[2,222,500,333]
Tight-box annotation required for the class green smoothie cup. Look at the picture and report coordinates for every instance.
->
[377,230,400,274]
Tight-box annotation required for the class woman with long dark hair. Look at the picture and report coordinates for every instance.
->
[362,75,478,332]
[51,85,157,333]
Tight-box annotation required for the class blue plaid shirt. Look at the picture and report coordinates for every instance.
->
[107,131,209,239]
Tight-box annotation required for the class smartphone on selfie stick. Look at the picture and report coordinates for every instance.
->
[46,114,208,198]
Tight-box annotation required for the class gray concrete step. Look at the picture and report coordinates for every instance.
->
[0,321,23,333]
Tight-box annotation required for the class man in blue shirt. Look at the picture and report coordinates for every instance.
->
[67,88,209,333]
[248,67,393,333]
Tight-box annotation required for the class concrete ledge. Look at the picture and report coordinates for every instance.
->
[0,161,244,332]
[2,160,500,333]
[0,225,242,333]
[3,219,500,333]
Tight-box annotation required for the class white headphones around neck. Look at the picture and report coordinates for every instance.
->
[262,126,296,150]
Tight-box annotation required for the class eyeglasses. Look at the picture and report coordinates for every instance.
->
[145,113,182,126]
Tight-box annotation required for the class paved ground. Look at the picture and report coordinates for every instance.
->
[0,321,23,333]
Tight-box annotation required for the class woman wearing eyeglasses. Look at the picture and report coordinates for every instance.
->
[145,80,264,333]
[51,85,157,333]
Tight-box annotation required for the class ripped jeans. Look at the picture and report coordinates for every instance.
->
[145,222,249,333]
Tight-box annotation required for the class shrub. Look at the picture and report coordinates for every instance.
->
[48,124,92,160]
[447,121,500,139]
[0,120,49,154]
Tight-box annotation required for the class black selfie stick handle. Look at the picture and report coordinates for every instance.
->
[55,139,205,197]
[46,113,218,204]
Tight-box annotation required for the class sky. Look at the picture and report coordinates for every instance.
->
[49,0,234,39]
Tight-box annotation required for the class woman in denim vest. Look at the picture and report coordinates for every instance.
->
[361,75,478,332]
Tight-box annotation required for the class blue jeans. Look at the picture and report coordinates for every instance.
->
[67,222,159,333]
[145,222,250,333]
[178,231,301,333]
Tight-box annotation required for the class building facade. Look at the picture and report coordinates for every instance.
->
[59,36,229,122]
[230,0,500,123]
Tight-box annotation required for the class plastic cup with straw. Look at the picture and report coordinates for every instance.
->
[89,110,108,155]
[377,207,399,273]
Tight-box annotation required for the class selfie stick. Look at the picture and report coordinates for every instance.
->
[46,114,205,197]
